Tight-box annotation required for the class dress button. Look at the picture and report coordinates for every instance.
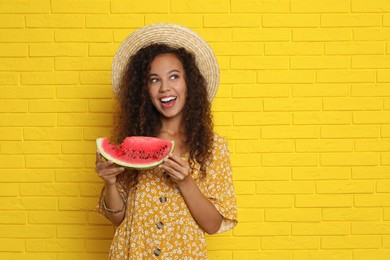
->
[159,196,167,203]
[156,221,164,229]
[154,248,161,256]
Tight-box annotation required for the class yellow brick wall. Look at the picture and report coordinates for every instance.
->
[1,0,390,259]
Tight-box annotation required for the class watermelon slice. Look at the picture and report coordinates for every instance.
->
[96,136,175,169]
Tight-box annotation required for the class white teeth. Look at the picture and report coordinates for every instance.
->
[160,97,176,103]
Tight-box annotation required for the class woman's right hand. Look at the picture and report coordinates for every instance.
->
[95,151,125,185]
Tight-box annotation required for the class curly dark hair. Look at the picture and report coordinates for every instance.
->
[112,43,214,191]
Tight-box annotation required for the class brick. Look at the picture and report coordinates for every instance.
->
[62,141,95,154]
[317,70,375,83]
[233,167,290,181]
[378,70,390,82]
[262,154,318,167]
[0,100,27,112]
[262,126,319,139]
[208,252,232,260]
[263,14,319,27]
[234,112,291,126]
[86,14,143,28]
[59,197,98,210]
[352,84,390,96]
[0,114,55,127]
[0,212,26,224]
[55,29,112,43]
[212,112,233,126]
[112,0,168,13]
[323,208,381,221]
[56,169,100,183]
[0,155,23,168]
[231,154,260,167]
[322,14,381,27]
[317,180,374,194]
[58,253,107,260]
[88,100,113,113]
[5,86,55,99]
[258,71,314,83]
[0,43,27,57]
[292,167,350,180]
[257,181,314,194]
[354,28,390,41]
[231,0,289,13]
[352,222,390,235]
[321,125,379,139]
[0,239,25,252]
[234,222,290,236]
[265,42,323,56]
[354,112,390,124]
[1,225,55,238]
[262,236,319,250]
[85,239,112,252]
[352,56,390,69]
[296,140,353,152]
[384,236,390,248]
[0,169,54,182]
[0,0,50,13]
[30,43,87,57]
[0,141,60,154]
[237,195,292,208]
[385,98,390,110]
[355,194,390,207]
[294,251,352,260]
[325,42,384,55]
[324,98,382,111]
[26,155,84,168]
[204,14,260,27]
[293,28,351,41]
[56,86,113,99]
[24,127,82,141]
[145,15,202,28]
[236,209,264,222]
[293,112,351,125]
[29,100,87,113]
[0,29,52,42]
[80,71,111,84]
[21,72,78,85]
[57,225,114,239]
[212,98,262,112]
[0,58,53,71]
[0,14,24,28]
[231,56,288,70]
[382,126,390,138]
[0,72,18,85]
[264,98,321,111]
[26,239,85,252]
[356,140,390,152]
[354,250,390,260]
[291,0,349,13]
[206,237,260,250]
[236,140,294,153]
[353,166,390,179]
[221,71,256,84]
[291,56,349,69]
[21,183,78,196]
[58,113,112,127]
[383,153,390,165]
[233,181,256,195]
[0,197,57,210]
[234,251,291,260]
[232,84,289,98]
[26,14,84,28]
[170,0,228,13]
[386,14,390,26]
[52,0,110,14]
[233,28,290,41]
[292,223,349,235]
[322,235,380,249]
[351,0,390,12]
[29,211,87,224]
[214,126,260,140]
[295,195,352,207]
[265,209,321,222]
[113,29,137,43]
[88,43,120,57]
[80,183,102,196]
[83,127,111,141]
[321,153,378,166]
[385,208,390,220]
[0,184,18,196]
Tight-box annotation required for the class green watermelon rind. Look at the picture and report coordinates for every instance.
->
[96,137,175,170]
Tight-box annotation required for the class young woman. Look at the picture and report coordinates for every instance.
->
[95,24,237,259]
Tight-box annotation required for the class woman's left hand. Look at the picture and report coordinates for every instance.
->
[159,154,191,183]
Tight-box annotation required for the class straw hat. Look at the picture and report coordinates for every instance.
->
[112,23,220,101]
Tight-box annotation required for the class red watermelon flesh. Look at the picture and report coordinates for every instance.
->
[96,136,175,169]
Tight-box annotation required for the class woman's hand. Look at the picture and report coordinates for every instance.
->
[95,151,125,185]
[159,154,191,184]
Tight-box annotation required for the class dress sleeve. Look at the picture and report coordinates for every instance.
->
[94,182,127,219]
[205,135,238,234]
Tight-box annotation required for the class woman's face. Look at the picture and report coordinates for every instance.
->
[147,53,187,121]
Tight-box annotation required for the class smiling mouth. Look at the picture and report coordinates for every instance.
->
[160,96,177,108]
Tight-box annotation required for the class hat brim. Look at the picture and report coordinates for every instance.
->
[112,23,220,102]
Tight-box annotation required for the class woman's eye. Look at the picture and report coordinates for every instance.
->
[150,78,159,83]
[170,74,179,80]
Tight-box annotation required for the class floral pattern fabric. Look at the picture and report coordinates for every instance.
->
[96,134,238,259]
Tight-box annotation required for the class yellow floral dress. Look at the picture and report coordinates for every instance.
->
[96,134,238,259]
